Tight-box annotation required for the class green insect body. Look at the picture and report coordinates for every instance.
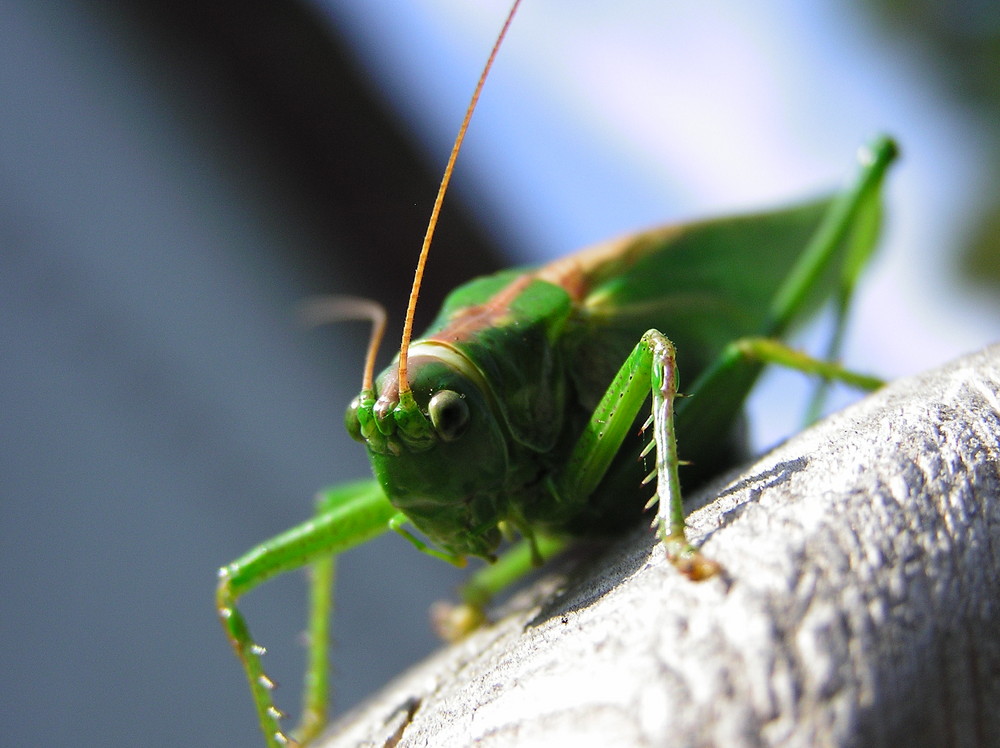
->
[352,199,855,559]
[216,6,900,747]
[218,136,896,747]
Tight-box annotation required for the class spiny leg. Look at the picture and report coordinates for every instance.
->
[652,334,881,578]
[643,332,722,579]
[539,331,884,585]
[217,584,289,746]
[547,329,719,579]
[597,330,881,581]
[217,480,396,748]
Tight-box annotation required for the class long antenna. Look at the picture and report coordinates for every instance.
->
[396,0,523,396]
[299,296,387,393]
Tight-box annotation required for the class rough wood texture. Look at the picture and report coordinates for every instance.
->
[320,344,1000,748]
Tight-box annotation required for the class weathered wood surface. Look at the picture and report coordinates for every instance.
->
[320,344,1000,748]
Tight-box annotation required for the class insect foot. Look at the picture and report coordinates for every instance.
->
[660,530,722,582]
[431,600,489,643]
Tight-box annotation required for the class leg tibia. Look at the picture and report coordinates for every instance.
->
[645,333,722,580]
[216,578,291,746]
[551,330,719,580]
[295,552,335,745]
[217,480,395,747]
[732,337,883,391]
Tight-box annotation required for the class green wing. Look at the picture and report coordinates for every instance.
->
[565,197,849,406]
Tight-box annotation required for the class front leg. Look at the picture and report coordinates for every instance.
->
[217,479,396,747]
[550,329,720,580]
[644,333,723,579]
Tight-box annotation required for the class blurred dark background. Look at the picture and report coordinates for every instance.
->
[2,1,998,746]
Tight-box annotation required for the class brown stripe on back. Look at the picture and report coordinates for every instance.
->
[535,224,685,301]
[429,273,536,344]
[430,223,684,345]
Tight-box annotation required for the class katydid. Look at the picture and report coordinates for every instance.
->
[216,2,897,745]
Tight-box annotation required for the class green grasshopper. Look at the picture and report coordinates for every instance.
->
[217,2,897,745]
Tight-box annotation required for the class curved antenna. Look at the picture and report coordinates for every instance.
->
[397,0,523,396]
[298,296,387,393]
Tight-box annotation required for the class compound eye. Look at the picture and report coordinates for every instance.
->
[344,396,364,443]
[428,390,469,442]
